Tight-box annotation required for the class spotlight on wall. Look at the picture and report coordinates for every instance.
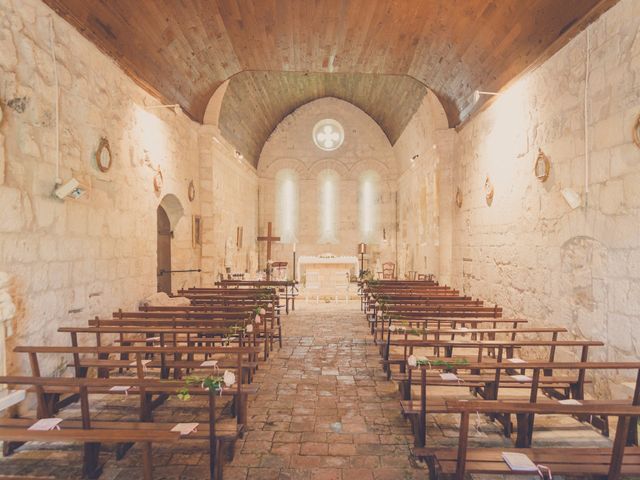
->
[561,188,582,209]
[473,90,501,104]
[53,177,89,200]
[144,104,182,114]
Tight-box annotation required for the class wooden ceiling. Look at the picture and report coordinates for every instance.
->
[44,0,617,166]
[218,72,429,164]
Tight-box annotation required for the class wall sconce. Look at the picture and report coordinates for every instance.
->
[561,188,581,209]
[144,103,182,114]
[473,90,500,105]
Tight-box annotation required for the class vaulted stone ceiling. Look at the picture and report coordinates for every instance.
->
[43,0,618,166]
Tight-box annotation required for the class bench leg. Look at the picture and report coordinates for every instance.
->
[115,442,134,460]
[141,442,153,480]
[3,441,24,456]
[82,442,103,479]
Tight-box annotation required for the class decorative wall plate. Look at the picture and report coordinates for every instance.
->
[188,180,196,201]
[633,113,640,149]
[534,148,551,182]
[484,176,494,206]
[455,187,463,208]
[153,169,164,192]
[96,137,112,172]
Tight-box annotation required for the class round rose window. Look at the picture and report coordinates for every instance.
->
[312,119,344,151]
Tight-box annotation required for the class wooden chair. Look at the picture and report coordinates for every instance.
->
[305,271,321,303]
[382,262,396,279]
[333,271,350,303]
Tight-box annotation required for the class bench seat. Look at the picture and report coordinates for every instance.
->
[415,446,640,477]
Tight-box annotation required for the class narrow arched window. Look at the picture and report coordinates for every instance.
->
[317,169,339,244]
[275,169,298,243]
[358,170,380,243]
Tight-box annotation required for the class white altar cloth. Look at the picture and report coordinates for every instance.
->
[297,255,359,283]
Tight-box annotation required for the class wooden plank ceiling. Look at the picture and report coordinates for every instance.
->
[219,72,429,164]
[43,0,618,166]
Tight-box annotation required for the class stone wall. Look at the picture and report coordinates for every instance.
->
[199,125,259,284]
[257,98,398,279]
[0,0,202,376]
[450,0,640,394]
[393,94,454,281]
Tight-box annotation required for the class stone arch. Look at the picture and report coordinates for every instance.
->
[158,193,185,229]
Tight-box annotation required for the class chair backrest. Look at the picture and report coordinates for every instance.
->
[333,271,349,288]
[306,271,321,288]
[382,262,395,280]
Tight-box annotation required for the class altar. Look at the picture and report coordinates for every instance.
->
[297,254,359,290]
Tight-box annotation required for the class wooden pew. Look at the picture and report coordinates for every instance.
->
[415,399,640,480]
[0,376,241,480]
[13,345,258,426]
[403,361,640,448]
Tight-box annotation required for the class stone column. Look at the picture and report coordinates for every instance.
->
[198,126,216,286]
[434,129,457,286]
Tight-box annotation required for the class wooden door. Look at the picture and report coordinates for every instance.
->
[157,205,172,294]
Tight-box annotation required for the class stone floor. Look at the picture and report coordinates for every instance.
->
[0,301,617,479]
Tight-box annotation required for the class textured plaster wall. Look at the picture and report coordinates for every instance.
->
[450,0,640,395]
[393,93,454,282]
[258,98,398,279]
[0,0,203,376]
[199,125,259,284]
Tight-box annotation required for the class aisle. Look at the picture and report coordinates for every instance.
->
[227,301,428,480]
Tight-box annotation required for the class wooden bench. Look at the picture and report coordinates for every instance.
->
[0,376,241,480]
[414,400,640,480]
[13,345,259,426]
[403,361,640,447]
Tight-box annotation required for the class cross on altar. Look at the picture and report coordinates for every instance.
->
[257,222,280,278]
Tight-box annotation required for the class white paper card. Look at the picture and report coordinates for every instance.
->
[28,418,63,431]
[145,336,160,342]
[171,423,199,436]
[440,373,459,381]
[200,360,219,367]
[558,399,582,405]
[110,386,131,392]
[129,359,151,367]
[511,374,532,382]
[507,357,526,363]
[502,452,538,472]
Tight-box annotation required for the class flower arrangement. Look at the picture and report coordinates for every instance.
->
[177,370,236,401]
[407,355,469,369]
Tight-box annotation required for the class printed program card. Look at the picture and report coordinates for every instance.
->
[200,360,219,367]
[558,399,582,405]
[511,374,532,382]
[28,418,63,431]
[109,386,131,393]
[507,357,526,363]
[171,423,199,435]
[440,373,459,381]
[502,452,538,472]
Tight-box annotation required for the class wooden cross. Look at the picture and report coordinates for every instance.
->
[257,222,280,279]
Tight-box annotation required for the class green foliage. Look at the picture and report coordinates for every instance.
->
[177,374,224,401]
[415,358,469,369]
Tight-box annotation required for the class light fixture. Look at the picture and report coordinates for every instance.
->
[144,103,182,114]
[53,177,89,200]
[561,188,581,209]
[473,90,500,104]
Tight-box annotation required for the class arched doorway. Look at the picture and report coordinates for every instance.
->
[157,205,172,294]
[156,194,185,294]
